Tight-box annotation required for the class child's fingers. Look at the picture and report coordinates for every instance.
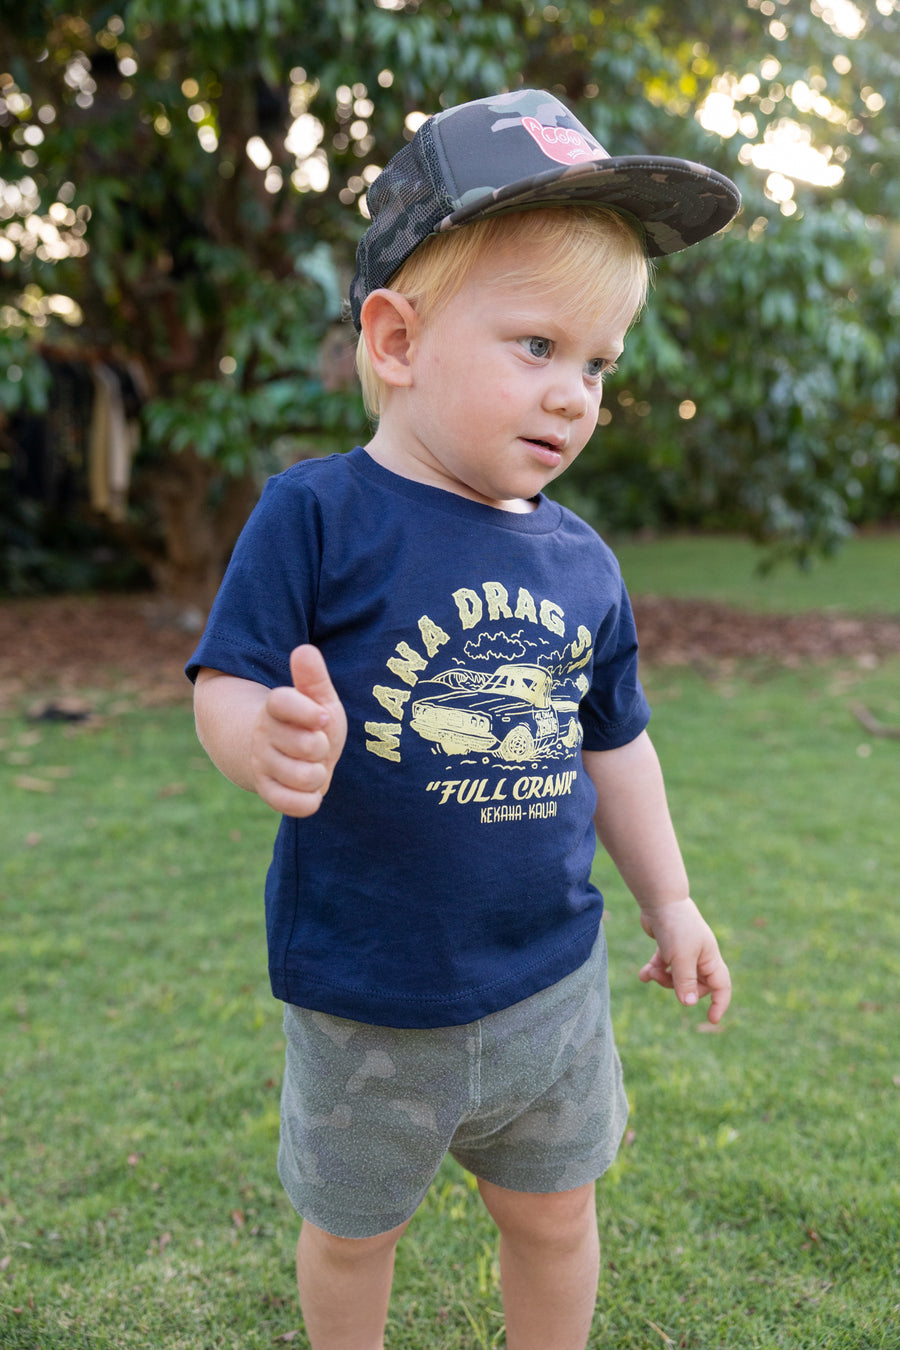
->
[249,647,347,819]
[701,959,732,1023]
[639,943,732,1023]
[250,712,334,817]
[668,954,700,1008]
[638,949,672,988]
[266,683,332,734]
[258,719,331,772]
[258,778,329,819]
[705,987,730,1024]
[672,952,731,1021]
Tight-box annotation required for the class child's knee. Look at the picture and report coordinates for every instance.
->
[298,1217,409,1267]
[477,1178,596,1249]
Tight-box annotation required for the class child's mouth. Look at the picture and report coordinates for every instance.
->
[524,437,563,466]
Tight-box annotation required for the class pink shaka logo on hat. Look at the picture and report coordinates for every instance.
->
[521,116,609,166]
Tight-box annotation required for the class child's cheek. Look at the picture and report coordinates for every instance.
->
[493,376,522,409]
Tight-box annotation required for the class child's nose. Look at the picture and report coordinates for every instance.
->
[544,368,589,420]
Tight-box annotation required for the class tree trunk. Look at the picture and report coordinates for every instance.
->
[133,447,258,621]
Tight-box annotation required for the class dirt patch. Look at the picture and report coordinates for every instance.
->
[1,590,900,713]
[0,593,199,712]
[632,595,900,668]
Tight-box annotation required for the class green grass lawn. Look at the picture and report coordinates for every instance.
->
[611,530,900,616]
[2,542,899,1348]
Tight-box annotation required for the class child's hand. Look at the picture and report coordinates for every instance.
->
[250,645,348,818]
[638,898,731,1024]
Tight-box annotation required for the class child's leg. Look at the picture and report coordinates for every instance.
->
[295,1216,410,1350]
[477,1178,600,1350]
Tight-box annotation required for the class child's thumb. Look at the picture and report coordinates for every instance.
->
[289,644,340,710]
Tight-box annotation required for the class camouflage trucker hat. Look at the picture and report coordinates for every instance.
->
[349,88,740,329]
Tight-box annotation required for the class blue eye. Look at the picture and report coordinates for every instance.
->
[585,357,608,379]
[523,336,552,359]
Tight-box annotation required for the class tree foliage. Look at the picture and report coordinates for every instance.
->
[1,0,898,596]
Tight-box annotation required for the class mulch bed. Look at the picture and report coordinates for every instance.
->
[631,595,900,667]
[0,593,198,711]
[2,590,900,713]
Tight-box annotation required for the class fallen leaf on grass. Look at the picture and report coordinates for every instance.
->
[158,781,187,798]
[27,697,93,723]
[274,1332,301,1343]
[13,775,54,793]
[231,1209,245,1229]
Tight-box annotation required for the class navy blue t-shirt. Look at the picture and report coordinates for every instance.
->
[187,448,650,1027]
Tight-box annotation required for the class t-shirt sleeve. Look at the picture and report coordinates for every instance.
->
[578,572,650,751]
[185,471,322,688]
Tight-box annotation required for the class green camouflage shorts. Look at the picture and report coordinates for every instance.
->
[277,924,628,1238]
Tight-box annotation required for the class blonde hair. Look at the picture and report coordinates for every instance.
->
[356,205,649,421]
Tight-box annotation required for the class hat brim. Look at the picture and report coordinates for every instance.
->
[437,156,741,257]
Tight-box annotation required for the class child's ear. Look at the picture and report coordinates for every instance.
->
[359,289,419,389]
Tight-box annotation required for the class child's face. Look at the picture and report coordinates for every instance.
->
[383,234,640,511]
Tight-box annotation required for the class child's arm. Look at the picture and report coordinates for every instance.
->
[193,644,347,818]
[582,731,731,1024]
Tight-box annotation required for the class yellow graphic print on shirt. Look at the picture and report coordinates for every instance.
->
[410,661,583,762]
[364,581,594,815]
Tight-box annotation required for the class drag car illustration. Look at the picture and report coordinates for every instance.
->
[410,662,582,761]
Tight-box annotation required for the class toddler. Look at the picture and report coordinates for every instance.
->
[189,88,739,1350]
